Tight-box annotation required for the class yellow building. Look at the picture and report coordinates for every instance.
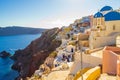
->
[89,6,120,49]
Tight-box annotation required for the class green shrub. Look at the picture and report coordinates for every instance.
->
[49,51,57,58]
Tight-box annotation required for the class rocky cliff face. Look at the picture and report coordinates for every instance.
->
[0,51,11,58]
[11,28,61,80]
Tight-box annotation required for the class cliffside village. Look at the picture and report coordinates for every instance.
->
[28,6,120,80]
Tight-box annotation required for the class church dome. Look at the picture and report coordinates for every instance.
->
[104,11,120,21]
[94,12,103,18]
[100,6,113,12]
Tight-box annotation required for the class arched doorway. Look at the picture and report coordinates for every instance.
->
[116,35,120,47]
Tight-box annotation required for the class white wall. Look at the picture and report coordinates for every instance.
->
[69,53,102,74]
[90,36,116,49]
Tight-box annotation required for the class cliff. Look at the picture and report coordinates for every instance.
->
[0,26,46,36]
[11,28,62,80]
[0,51,11,58]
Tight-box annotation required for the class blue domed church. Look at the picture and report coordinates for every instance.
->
[89,6,120,49]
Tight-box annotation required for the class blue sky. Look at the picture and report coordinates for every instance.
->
[0,0,120,28]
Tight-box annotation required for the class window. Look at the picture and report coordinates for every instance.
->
[113,25,115,30]
[97,26,100,29]
[97,18,100,25]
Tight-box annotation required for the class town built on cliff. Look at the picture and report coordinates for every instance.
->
[28,6,120,80]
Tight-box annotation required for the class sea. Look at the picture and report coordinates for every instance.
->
[0,34,41,80]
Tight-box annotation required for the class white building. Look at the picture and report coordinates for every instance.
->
[89,6,120,49]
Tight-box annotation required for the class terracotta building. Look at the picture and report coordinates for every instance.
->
[102,46,120,76]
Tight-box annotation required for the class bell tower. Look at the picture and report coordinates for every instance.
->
[93,12,105,31]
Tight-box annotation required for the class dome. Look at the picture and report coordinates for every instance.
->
[94,12,103,18]
[104,11,120,21]
[100,6,113,12]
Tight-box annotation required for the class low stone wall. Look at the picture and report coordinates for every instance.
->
[69,53,102,75]
[92,36,116,49]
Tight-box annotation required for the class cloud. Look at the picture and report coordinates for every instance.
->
[30,11,88,29]
[34,18,75,29]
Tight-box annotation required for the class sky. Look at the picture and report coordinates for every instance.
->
[0,0,120,29]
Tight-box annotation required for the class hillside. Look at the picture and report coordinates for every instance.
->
[11,28,62,79]
[0,26,46,36]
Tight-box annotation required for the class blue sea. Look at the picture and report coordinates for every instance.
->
[0,34,41,80]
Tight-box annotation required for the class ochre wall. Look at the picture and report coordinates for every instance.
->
[105,20,120,36]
